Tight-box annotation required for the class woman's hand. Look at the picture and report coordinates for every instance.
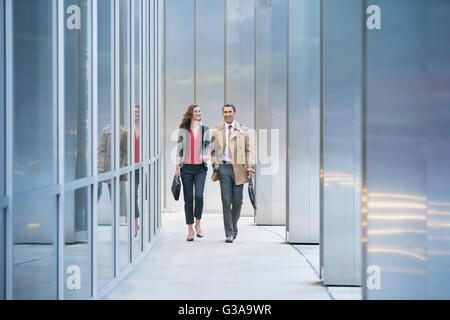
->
[202,156,210,163]
[175,166,181,178]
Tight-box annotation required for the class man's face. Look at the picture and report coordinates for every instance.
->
[222,107,235,124]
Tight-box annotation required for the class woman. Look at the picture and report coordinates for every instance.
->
[176,105,211,241]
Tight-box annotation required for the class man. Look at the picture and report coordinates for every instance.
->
[211,104,255,243]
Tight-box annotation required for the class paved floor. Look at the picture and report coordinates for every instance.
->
[104,212,361,300]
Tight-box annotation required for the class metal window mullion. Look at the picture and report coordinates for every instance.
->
[91,0,99,299]
[139,0,144,253]
[162,0,166,211]
[113,0,120,281]
[4,0,12,301]
[285,0,290,242]
[129,0,135,263]
[56,0,65,300]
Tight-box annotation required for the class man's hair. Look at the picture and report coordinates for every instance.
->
[222,104,236,113]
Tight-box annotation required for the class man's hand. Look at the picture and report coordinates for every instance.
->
[248,171,255,180]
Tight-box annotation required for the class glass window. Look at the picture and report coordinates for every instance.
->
[143,166,149,243]
[64,186,91,299]
[118,173,130,270]
[133,0,142,166]
[13,194,57,300]
[97,179,114,290]
[98,0,113,174]
[64,0,91,182]
[133,169,142,258]
[12,0,56,193]
[119,0,130,169]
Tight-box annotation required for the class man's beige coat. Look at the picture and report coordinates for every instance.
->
[211,122,255,186]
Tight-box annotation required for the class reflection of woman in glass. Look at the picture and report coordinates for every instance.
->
[134,105,140,237]
[176,105,211,241]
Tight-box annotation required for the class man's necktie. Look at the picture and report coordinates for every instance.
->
[228,125,233,161]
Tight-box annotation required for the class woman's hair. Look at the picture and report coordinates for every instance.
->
[179,104,200,130]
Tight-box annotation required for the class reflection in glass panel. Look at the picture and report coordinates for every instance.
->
[64,187,91,299]
[98,0,113,174]
[65,0,91,182]
[119,0,130,168]
[133,169,142,258]
[13,195,57,299]
[12,0,56,193]
[143,166,149,243]
[133,0,142,163]
[119,173,130,270]
[152,164,156,237]
[97,180,114,289]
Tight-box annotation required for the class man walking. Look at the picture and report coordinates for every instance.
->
[211,104,255,243]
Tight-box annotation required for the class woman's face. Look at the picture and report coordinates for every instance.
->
[192,107,202,122]
[134,107,140,122]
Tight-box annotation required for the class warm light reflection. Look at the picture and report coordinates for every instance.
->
[368,202,426,209]
[368,248,426,261]
[28,223,40,229]
[368,215,426,221]
[369,193,426,201]
[367,229,426,235]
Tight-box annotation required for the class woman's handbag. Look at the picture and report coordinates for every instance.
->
[248,179,257,210]
[171,176,181,201]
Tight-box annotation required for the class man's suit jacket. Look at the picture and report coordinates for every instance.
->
[211,122,255,186]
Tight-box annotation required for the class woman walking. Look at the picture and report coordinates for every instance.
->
[176,105,211,241]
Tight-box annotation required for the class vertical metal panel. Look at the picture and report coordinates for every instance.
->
[164,0,194,212]
[425,0,450,300]
[0,0,5,299]
[254,0,286,225]
[226,0,254,217]
[321,0,362,286]
[364,0,427,299]
[363,0,450,299]
[196,0,225,213]
[287,0,320,242]
[225,0,254,127]
[0,0,4,198]
[4,0,12,300]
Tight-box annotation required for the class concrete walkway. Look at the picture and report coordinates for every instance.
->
[104,212,344,300]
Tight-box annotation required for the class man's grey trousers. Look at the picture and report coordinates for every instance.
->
[217,164,244,238]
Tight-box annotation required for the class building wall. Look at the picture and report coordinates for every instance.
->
[363,0,450,299]
[1,0,162,300]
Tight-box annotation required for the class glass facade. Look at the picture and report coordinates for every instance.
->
[1,0,450,301]
[1,0,162,300]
